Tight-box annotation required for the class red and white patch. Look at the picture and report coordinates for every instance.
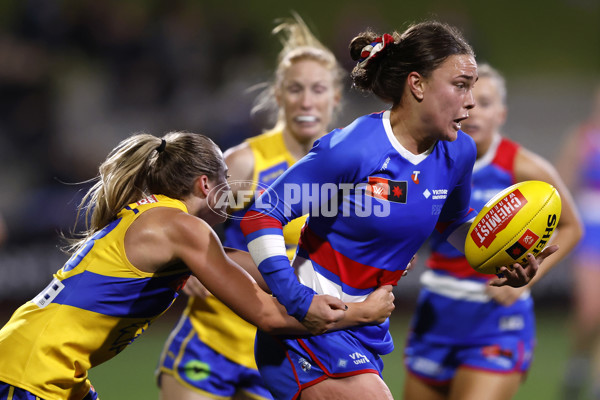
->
[517,229,539,249]
[470,189,528,248]
[136,195,158,205]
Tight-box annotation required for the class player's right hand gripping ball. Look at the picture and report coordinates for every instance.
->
[465,180,561,274]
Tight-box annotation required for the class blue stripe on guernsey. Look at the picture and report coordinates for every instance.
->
[296,247,372,298]
[245,227,283,243]
[52,270,187,318]
[62,218,121,272]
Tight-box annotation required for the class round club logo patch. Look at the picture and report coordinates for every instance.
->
[184,360,211,381]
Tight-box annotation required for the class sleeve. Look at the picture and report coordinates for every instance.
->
[240,132,359,321]
[434,134,478,244]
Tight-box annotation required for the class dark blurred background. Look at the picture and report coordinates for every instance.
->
[0,0,598,303]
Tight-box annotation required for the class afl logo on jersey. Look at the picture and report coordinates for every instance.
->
[366,177,407,203]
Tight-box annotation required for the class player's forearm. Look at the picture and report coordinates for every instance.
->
[223,247,270,292]
[527,224,582,286]
[338,302,385,327]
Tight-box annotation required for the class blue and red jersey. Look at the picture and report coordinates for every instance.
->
[241,111,477,355]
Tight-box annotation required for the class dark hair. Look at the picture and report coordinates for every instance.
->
[68,131,222,253]
[349,20,474,105]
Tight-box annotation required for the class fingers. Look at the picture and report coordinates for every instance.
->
[489,253,540,287]
[325,295,348,311]
[538,244,559,260]
[303,295,348,334]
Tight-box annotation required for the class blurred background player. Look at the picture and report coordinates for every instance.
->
[402,63,583,400]
[156,13,345,400]
[558,84,600,400]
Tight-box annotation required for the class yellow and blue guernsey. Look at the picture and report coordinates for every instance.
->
[170,129,306,373]
[0,194,190,400]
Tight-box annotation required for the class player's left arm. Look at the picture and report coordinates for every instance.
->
[512,147,583,283]
[487,147,583,299]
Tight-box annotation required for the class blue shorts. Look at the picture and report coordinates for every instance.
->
[404,336,534,384]
[255,329,384,400]
[404,288,535,385]
[0,381,98,400]
[157,316,272,399]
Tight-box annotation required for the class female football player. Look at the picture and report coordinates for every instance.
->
[403,63,582,400]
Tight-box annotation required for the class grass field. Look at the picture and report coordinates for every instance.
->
[86,305,577,399]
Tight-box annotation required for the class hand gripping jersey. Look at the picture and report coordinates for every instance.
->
[179,129,308,370]
[241,111,477,356]
[0,195,190,400]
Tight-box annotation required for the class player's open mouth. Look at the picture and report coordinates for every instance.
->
[453,116,468,130]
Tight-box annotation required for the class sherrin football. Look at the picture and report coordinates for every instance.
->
[465,180,561,275]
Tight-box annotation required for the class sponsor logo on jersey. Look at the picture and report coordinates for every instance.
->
[423,189,448,200]
[349,352,371,365]
[411,171,420,184]
[470,189,528,248]
[298,357,312,372]
[366,177,407,203]
[431,189,448,200]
